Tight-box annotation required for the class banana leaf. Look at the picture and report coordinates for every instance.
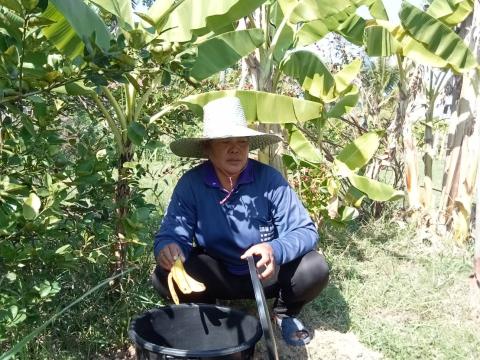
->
[281,49,336,102]
[175,90,323,124]
[284,123,322,163]
[400,2,478,73]
[349,173,404,201]
[335,131,382,172]
[189,29,264,81]
[427,0,474,26]
[89,0,134,30]
[42,0,111,59]
[159,0,266,42]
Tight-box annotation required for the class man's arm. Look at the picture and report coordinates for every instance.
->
[153,174,196,269]
[268,172,318,265]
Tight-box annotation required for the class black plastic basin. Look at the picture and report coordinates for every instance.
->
[129,304,263,360]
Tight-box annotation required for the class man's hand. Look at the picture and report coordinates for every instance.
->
[241,243,276,280]
[156,243,185,271]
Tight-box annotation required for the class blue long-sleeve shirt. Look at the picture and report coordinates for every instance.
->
[153,159,318,274]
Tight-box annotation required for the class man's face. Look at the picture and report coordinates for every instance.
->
[207,137,249,176]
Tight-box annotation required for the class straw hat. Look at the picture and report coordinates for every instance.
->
[170,97,282,158]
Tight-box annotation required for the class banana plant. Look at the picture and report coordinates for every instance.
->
[361,1,478,211]
[34,0,269,274]
[220,0,386,173]
[174,89,402,222]
[437,0,479,244]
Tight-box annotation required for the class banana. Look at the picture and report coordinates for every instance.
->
[168,258,206,304]
[167,272,180,305]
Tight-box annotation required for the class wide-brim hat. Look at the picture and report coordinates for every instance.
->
[170,97,282,158]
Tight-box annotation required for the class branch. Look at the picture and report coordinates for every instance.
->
[0,76,87,105]
[339,115,368,133]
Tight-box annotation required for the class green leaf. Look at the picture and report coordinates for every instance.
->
[32,99,47,120]
[5,305,26,327]
[9,305,18,319]
[177,90,323,124]
[295,20,329,47]
[335,131,381,172]
[281,49,336,102]
[349,173,404,201]
[42,0,111,59]
[364,25,400,57]
[399,2,478,73]
[0,206,11,229]
[55,244,71,255]
[189,29,264,81]
[160,0,266,42]
[63,82,95,96]
[0,0,22,12]
[334,58,362,94]
[22,192,41,220]
[293,2,364,47]
[21,117,36,136]
[344,185,366,207]
[426,0,474,26]
[336,13,365,45]
[37,281,52,298]
[289,0,352,23]
[35,280,60,298]
[127,121,146,146]
[326,84,359,118]
[21,0,37,11]
[282,154,318,171]
[89,0,133,30]
[270,2,295,62]
[339,205,359,222]
[367,0,388,20]
[134,11,156,27]
[284,123,322,163]
[76,159,95,176]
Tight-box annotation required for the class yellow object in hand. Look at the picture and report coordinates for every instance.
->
[167,258,206,304]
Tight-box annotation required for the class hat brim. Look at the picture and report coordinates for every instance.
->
[170,131,282,158]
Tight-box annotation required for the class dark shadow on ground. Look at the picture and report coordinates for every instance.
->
[304,284,350,333]
[218,299,308,360]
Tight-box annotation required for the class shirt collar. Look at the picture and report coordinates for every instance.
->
[203,159,254,188]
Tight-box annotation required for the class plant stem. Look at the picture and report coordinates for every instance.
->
[101,86,128,140]
[0,76,87,105]
[93,95,125,153]
[18,14,29,95]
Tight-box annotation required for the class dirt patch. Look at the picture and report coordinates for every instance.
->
[253,327,382,360]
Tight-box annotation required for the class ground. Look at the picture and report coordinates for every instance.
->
[111,218,480,360]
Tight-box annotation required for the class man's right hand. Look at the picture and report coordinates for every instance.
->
[156,243,185,271]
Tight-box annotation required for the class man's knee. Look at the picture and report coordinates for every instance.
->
[297,250,330,290]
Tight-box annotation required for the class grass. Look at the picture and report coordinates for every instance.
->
[4,202,478,359]
[309,214,480,360]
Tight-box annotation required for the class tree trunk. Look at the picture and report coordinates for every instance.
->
[475,149,480,286]
[240,8,286,177]
[396,58,423,210]
[423,111,434,209]
[111,143,133,280]
[438,4,480,241]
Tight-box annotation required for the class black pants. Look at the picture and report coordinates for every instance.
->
[152,249,329,317]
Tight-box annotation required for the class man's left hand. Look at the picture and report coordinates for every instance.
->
[241,243,276,280]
